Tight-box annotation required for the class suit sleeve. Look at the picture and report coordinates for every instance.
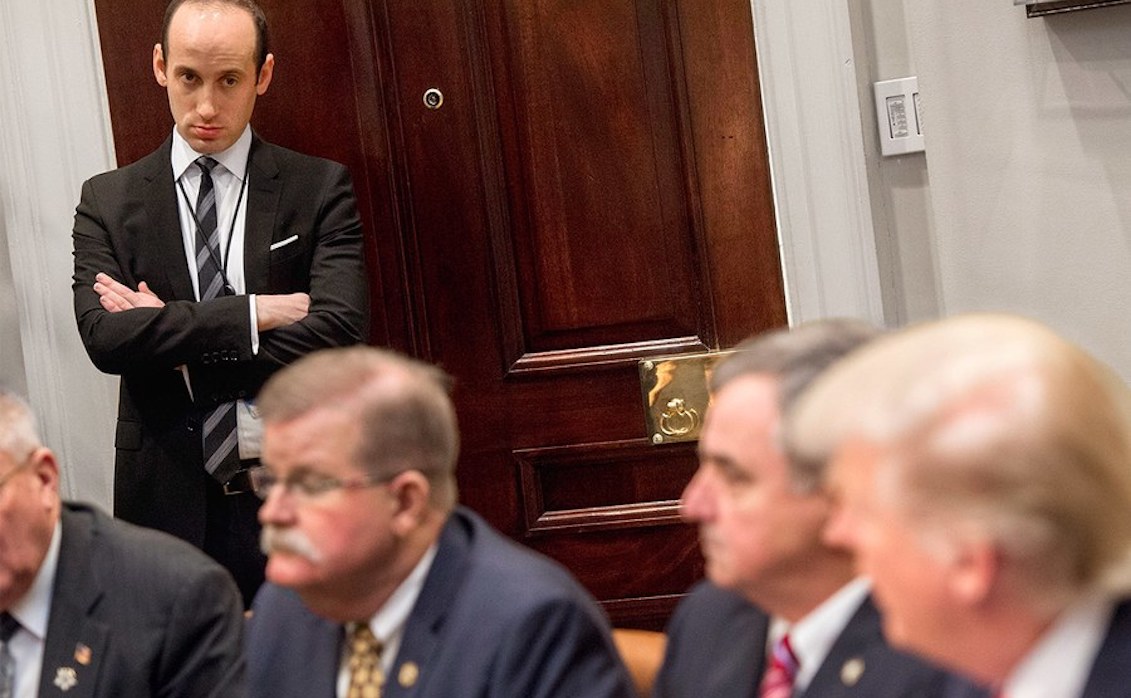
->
[488,598,635,698]
[72,175,254,376]
[154,562,246,698]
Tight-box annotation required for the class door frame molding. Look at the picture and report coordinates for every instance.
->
[751,0,885,326]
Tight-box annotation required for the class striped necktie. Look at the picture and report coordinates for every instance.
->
[0,612,21,698]
[194,156,240,484]
[759,633,799,698]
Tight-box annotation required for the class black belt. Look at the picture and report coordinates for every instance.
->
[223,468,255,496]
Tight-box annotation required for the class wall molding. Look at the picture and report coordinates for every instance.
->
[751,0,884,325]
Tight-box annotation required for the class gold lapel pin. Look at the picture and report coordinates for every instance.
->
[74,644,92,666]
[398,661,419,688]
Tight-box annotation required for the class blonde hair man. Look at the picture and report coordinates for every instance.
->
[788,313,1131,697]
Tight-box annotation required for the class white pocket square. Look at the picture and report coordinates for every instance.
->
[269,234,299,251]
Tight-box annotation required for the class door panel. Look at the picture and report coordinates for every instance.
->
[93,0,785,629]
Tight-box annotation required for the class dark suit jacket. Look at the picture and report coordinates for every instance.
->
[655,581,954,698]
[246,507,635,698]
[1082,598,1131,696]
[37,503,244,697]
[72,134,368,544]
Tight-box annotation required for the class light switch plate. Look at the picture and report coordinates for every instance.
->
[874,77,924,156]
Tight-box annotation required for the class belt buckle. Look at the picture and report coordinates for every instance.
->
[223,469,253,496]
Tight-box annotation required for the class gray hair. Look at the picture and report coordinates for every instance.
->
[0,389,41,463]
[712,318,881,490]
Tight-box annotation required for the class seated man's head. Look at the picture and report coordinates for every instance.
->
[788,314,1131,683]
[254,347,458,621]
[680,319,879,619]
[0,391,61,611]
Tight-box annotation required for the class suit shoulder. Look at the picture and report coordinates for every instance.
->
[66,503,228,580]
[460,510,592,604]
[82,144,167,188]
[669,580,764,631]
[257,141,349,174]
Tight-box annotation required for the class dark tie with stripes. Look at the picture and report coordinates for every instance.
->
[195,156,240,484]
[0,612,20,698]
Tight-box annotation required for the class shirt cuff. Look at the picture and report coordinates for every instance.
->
[249,294,260,355]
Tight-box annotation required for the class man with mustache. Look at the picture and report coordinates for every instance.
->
[244,346,634,698]
[656,320,962,697]
[788,314,1131,697]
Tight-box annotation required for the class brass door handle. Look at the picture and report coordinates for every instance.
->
[659,398,699,437]
[639,352,732,444]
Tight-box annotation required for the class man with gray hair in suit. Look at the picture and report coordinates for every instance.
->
[656,319,959,697]
[0,389,244,697]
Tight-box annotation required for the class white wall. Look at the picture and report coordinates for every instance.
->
[900,1,1131,378]
[849,0,942,326]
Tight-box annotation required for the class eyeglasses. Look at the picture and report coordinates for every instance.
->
[248,466,390,501]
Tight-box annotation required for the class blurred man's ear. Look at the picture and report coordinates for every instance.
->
[388,470,432,536]
[29,447,60,501]
[950,537,999,605]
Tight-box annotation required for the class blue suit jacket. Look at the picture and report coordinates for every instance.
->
[246,507,634,698]
[655,581,956,698]
[37,503,244,697]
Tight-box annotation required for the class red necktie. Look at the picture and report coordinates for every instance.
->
[759,633,799,698]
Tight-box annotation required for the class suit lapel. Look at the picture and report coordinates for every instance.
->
[142,137,196,302]
[383,512,473,698]
[244,135,280,294]
[731,611,768,698]
[1082,597,1131,697]
[37,508,108,698]
[798,595,882,698]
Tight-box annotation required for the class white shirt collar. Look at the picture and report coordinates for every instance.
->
[1003,591,1115,698]
[338,542,438,695]
[8,519,62,641]
[170,125,252,182]
[768,577,872,692]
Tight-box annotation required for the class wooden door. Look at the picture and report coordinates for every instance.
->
[94,0,785,629]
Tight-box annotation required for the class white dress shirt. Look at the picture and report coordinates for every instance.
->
[170,126,263,457]
[1002,591,1115,698]
[766,577,872,693]
[6,521,61,697]
[336,544,438,697]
